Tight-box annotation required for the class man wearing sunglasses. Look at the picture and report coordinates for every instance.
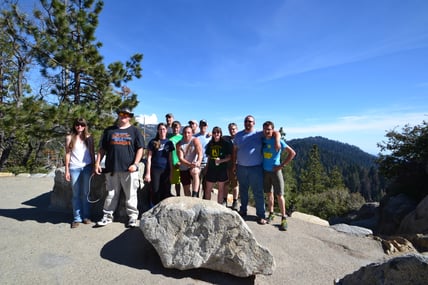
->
[95,108,144,228]
[233,115,281,225]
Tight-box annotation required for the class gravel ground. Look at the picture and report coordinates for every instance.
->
[0,176,388,285]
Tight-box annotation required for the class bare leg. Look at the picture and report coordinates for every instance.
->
[175,183,181,196]
[277,194,287,217]
[183,184,191,196]
[205,181,213,200]
[191,172,200,197]
[268,192,274,213]
[217,182,225,204]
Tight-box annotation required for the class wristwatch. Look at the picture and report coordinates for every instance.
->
[133,163,139,171]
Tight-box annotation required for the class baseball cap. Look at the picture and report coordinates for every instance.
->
[199,119,207,126]
[165,113,173,118]
[188,120,197,125]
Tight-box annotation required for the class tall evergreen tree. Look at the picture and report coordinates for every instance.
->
[299,144,328,193]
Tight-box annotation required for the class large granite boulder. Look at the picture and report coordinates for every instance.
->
[377,193,418,235]
[50,164,149,221]
[139,196,275,277]
[399,195,428,234]
[336,254,428,285]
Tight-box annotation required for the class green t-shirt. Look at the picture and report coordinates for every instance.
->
[169,134,183,166]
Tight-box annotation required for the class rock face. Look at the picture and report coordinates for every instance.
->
[399,195,428,234]
[50,165,149,221]
[336,254,428,285]
[139,197,275,277]
[291,211,329,226]
[377,194,418,235]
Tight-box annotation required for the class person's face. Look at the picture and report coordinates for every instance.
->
[244,117,255,131]
[172,124,181,135]
[75,122,86,132]
[228,125,237,137]
[263,124,273,138]
[118,112,132,123]
[158,125,167,138]
[212,129,221,141]
[199,124,207,132]
[166,116,173,124]
[190,122,197,132]
[183,128,193,140]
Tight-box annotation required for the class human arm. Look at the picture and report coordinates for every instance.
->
[128,147,143,172]
[193,139,203,167]
[94,148,105,175]
[144,150,152,183]
[273,131,281,151]
[273,145,296,172]
[64,135,71,182]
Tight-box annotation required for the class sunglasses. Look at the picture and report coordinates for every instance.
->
[118,112,131,117]
[75,123,86,127]
[245,120,254,123]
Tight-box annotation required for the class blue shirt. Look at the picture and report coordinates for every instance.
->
[234,130,264,167]
[262,137,287,171]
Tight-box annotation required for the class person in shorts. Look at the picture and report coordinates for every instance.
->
[204,126,231,204]
[262,121,296,231]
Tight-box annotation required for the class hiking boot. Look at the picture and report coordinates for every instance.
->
[128,218,138,228]
[279,217,288,231]
[96,214,113,227]
[222,200,227,207]
[71,221,80,229]
[231,200,239,211]
[267,212,275,224]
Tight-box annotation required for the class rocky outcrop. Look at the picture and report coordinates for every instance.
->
[50,165,148,221]
[399,195,428,234]
[331,223,373,237]
[291,211,329,226]
[139,196,275,277]
[336,254,428,285]
[377,193,418,235]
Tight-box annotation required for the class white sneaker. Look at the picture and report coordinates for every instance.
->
[128,218,138,228]
[96,215,112,226]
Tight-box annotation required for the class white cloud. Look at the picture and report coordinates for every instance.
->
[135,114,158,125]
[288,112,427,135]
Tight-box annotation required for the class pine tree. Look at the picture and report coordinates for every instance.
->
[299,144,328,193]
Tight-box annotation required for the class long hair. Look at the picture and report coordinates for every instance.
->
[207,126,224,147]
[68,118,90,150]
[153,122,167,150]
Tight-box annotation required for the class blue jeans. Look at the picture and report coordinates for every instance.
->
[70,164,92,222]
[237,164,266,219]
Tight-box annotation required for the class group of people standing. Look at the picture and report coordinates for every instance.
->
[65,109,295,232]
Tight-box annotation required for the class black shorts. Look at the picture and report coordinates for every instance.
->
[205,166,228,183]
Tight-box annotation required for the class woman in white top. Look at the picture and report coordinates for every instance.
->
[65,118,95,228]
[177,126,203,197]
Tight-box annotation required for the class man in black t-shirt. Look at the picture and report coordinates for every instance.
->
[94,108,144,228]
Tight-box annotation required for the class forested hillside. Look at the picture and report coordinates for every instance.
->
[288,136,386,201]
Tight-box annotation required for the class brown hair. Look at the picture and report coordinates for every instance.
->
[68,118,90,150]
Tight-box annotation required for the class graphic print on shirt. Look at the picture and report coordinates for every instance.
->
[110,132,132,146]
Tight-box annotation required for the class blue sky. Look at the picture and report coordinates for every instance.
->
[53,1,428,154]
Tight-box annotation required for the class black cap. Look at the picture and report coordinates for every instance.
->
[165,113,173,118]
[199,119,207,126]
[117,107,134,117]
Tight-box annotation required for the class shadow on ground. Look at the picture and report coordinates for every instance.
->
[100,228,256,284]
[0,192,71,224]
